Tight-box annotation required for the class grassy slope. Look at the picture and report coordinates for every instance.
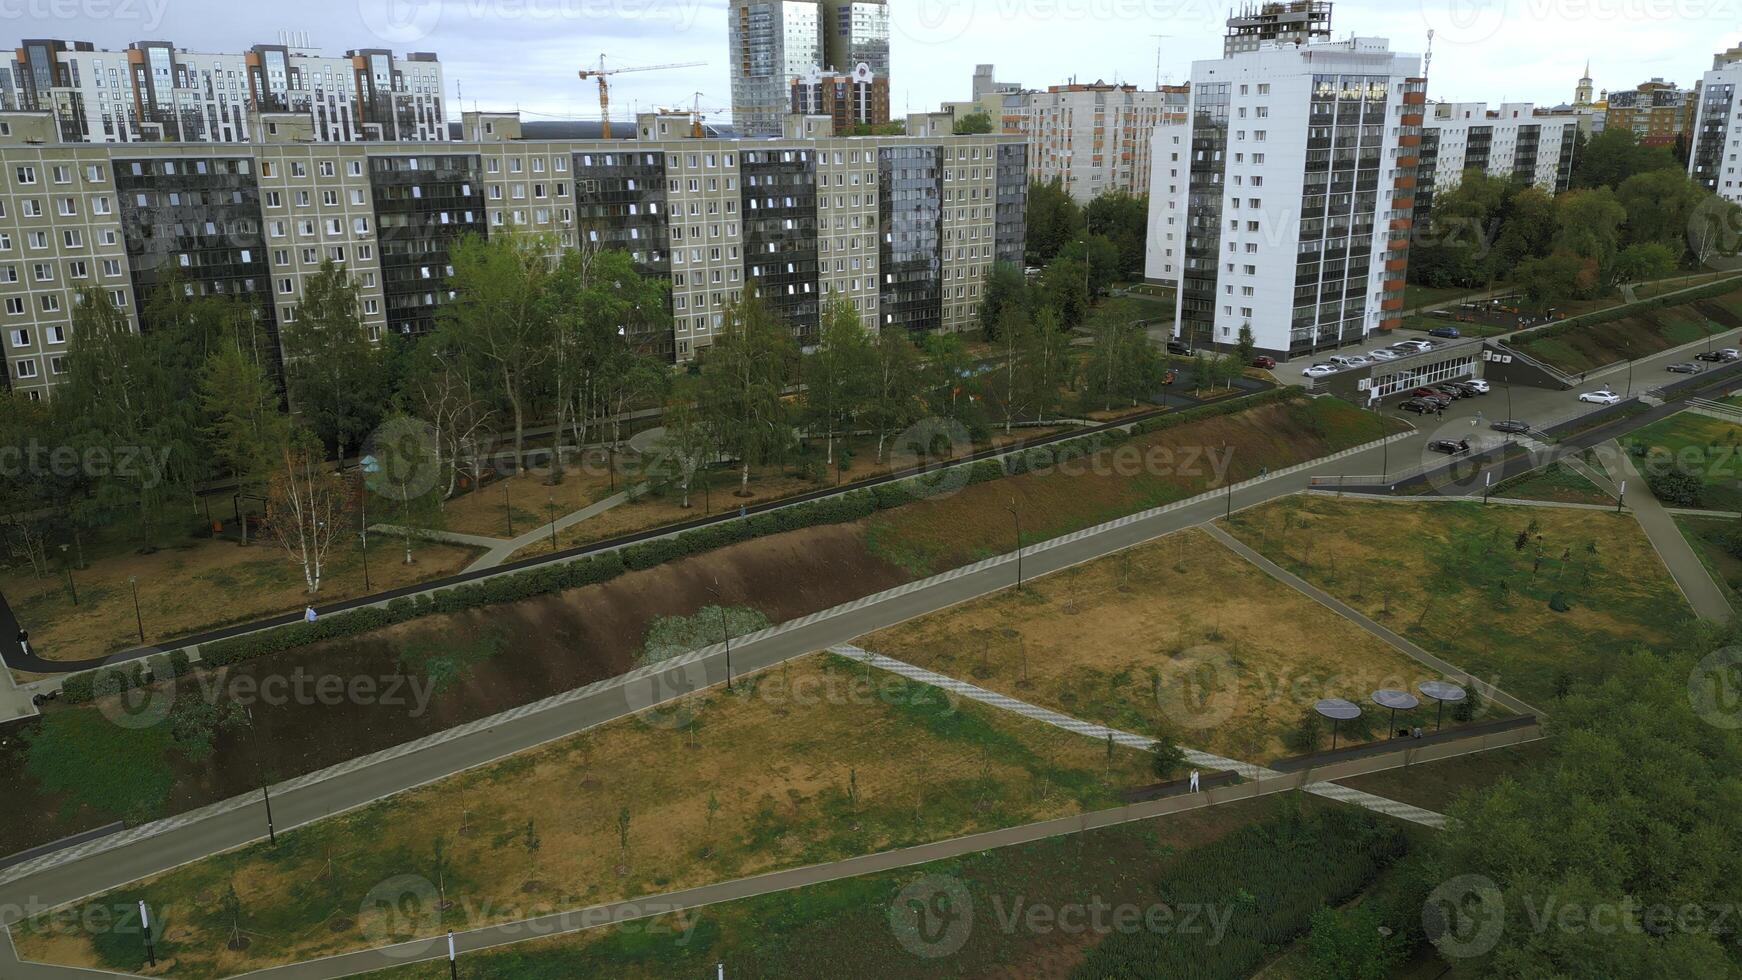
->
[1625,410,1742,511]
[1514,289,1742,374]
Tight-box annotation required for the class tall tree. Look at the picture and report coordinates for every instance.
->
[1084,190,1149,280]
[1025,177,1084,266]
[1570,128,1677,189]
[978,260,1030,338]
[283,260,384,460]
[803,297,872,465]
[699,289,795,496]
[1082,302,1159,411]
[264,427,346,593]
[1553,188,1629,283]
[1615,168,1708,256]
[866,326,924,462]
[650,377,713,509]
[399,337,496,500]
[1017,306,1071,423]
[440,231,558,474]
[1038,255,1091,330]
[200,340,287,545]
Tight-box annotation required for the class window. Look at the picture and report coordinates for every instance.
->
[13,359,36,379]
[14,166,34,185]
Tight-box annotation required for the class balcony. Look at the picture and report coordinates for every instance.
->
[1385,258,1408,272]
[1394,174,1417,189]
[1403,91,1426,105]
[1381,296,1405,312]
[1398,134,1421,147]
[1380,316,1403,330]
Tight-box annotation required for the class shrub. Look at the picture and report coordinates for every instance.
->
[1548,591,1571,612]
[1645,468,1702,508]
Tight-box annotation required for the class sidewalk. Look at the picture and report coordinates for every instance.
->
[1606,442,1734,621]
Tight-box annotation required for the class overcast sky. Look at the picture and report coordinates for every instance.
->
[14,0,1738,125]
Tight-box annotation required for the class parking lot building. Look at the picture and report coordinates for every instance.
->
[0,109,1026,398]
[1152,36,1425,360]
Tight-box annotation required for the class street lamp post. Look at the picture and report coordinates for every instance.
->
[246,708,276,846]
[359,483,371,592]
[139,901,156,968]
[504,481,514,537]
[128,575,143,644]
[1005,500,1023,591]
[547,496,558,552]
[447,930,458,980]
[59,544,77,606]
[705,582,734,691]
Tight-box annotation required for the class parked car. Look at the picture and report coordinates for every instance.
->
[1697,348,1741,362]
[1441,381,1481,397]
[1722,348,1741,361]
[1399,398,1436,414]
[1491,419,1531,433]
[1462,379,1491,394]
[1429,385,1469,400]
[1166,339,1194,356]
[1427,326,1462,339]
[1251,355,1277,369]
[1368,348,1401,361]
[1428,438,1471,455]
[1667,362,1703,375]
[1696,350,1726,362]
[1328,354,1368,368]
[1578,389,1621,405]
[1395,340,1433,352]
[1302,364,1336,378]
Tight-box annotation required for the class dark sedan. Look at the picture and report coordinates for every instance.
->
[1490,419,1531,434]
[1428,439,1471,455]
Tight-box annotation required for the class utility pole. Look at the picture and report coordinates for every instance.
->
[139,901,156,967]
[705,582,734,691]
[1006,500,1023,591]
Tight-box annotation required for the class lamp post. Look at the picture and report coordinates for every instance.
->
[1005,500,1023,591]
[139,901,156,967]
[504,481,514,537]
[447,930,458,980]
[246,708,276,846]
[128,575,143,644]
[358,482,371,592]
[547,495,558,552]
[59,544,77,606]
[705,582,734,691]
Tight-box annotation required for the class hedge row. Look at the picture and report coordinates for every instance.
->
[1511,276,1742,346]
[59,384,1311,704]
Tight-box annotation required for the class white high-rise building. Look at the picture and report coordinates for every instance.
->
[729,0,888,136]
[0,37,445,143]
[1690,44,1742,203]
[1149,37,1425,359]
[1418,102,1579,215]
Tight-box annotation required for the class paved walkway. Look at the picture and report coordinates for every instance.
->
[828,644,1448,829]
[1202,525,1541,717]
[464,488,633,571]
[1606,441,1734,621]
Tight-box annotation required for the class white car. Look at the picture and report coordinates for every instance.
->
[1578,389,1621,405]
[1302,364,1337,378]
[1463,379,1491,394]
[1368,348,1401,361]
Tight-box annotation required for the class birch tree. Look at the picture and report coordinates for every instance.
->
[802,297,871,464]
[265,428,346,593]
[699,290,795,497]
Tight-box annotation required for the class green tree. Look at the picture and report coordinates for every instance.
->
[200,340,288,544]
[1149,716,1187,780]
[1234,323,1256,367]
[1570,128,1677,189]
[1084,190,1149,279]
[866,325,924,462]
[1553,187,1629,280]
[1616,168,1708,256]
[1304,902,1404,980]
[440,231,558,474]
[1025,177,1084,266]
[951,111,994,135]
[978,260,1030,338]
[283,260,385,460]
[1612,241,1678,284]
[699,289,796,496]
[1515,252,1596,309]
[650,377,713,508]
[1082,301,1160,411]
[1038,255,1091,329]
[366,411,446,564]
[802,297,872,465]
[1017,305,1071,423]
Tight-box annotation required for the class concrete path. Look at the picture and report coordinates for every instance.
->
[0,722,1545,980]
[464,488,634,571]
[829,644,1448,829]
[1606,442,1734,621]
[1202,525,1542,717]
[366,525,508,551]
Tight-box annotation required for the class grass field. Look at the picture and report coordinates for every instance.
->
[436,460,615,538]
[363,795,1351,980]
[1403,283,1483,311]
[1676,514,1742,603]
[1490,460,1613,506]
[860,528,1463,762]
[6,534,481,667]
[862,396,1401,578]
[1512,288,1742,374]
[19,653,1154,978]
[1332,738,1554,814]
[1624,410,1742,511]
[1220,496,1690,706]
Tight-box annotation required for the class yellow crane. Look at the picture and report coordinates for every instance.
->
[577,55,705,139]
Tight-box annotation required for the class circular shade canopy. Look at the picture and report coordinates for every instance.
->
[1418,681,1468,704]
[1373,689,1421,711]
[1314,697,1362,721]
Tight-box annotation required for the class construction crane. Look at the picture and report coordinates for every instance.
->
[577,55,705,139]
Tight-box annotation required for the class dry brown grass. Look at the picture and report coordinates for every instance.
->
[18,653,1151,979]
[6,534,480,669]
[861,527,1451,762]
[435,457,616,539]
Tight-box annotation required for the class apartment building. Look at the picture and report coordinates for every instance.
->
[1148,37,1424,359]
[1416,102,1579,215]
[2,36,445,144]
[1223,1,1332,56]
[0,110,1025,398]
[790,67,890,130]
[1604,78,1695,147]
[1018,82,1189,203]
[1690,44,1742,203]
[728,0,888,136]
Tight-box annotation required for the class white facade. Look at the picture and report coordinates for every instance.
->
[1144,120,1187,282]
[1160,38,1423,357]
[1419,102,1577,207]
[1690,48,1742,203]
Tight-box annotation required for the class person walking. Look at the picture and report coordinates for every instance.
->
[15,628,28,658]
[304,606,317,623]
[1189,769,1200,792]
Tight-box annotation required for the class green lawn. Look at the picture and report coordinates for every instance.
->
[1220,496,1693,706]
[1513,288,1742,374]
[1676,514,1742,603]
[1625,410,1742,512]
[1402,284,1481,311]
[1490,460,1612,506]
